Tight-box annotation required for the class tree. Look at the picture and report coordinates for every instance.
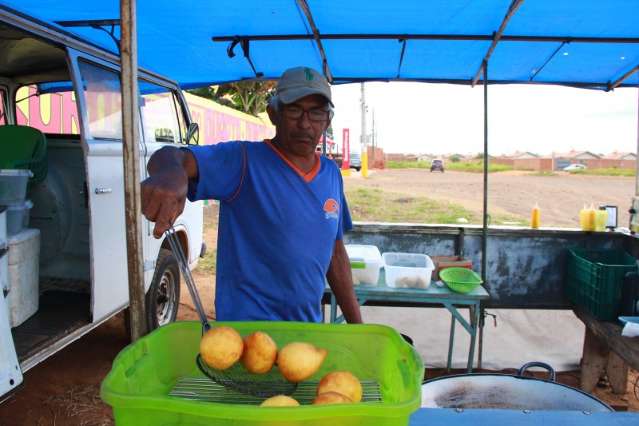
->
[449,154,462,163]
[187,81,276,117]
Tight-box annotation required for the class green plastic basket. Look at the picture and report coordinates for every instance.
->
[101,321,423,426]
[565,248,637,321]
[439,267,483,294]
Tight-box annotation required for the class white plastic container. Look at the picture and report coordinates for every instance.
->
[345,244,382,285]
[7,228,40,327]
[0,169,32,204]
[6,200,32,236]
[383,252,434,289]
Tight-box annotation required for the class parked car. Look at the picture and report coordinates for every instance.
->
[350,151,362,171]
[0,9,203,399]
[430,159,445,172]
[563,163,587,172]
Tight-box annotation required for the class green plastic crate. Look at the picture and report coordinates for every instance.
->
[101,321,423,426]
[565,248,637,321]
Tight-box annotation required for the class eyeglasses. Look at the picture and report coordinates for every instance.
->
[281,104,333,122]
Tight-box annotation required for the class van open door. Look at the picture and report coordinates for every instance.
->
[67,49,130,321]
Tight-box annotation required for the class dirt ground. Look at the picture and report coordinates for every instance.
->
[1,170,638,425]
[346,169,635,227]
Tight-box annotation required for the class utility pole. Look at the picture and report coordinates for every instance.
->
[360,83,368,177]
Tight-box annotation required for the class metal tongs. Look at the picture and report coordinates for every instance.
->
[165,225,211,332]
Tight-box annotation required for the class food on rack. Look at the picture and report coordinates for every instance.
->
[313,392,352,405]
[277,342,328,382]
[260,395,300,407]
[241,331,278,374]
[200,326,244,370]
[317,371,363,403]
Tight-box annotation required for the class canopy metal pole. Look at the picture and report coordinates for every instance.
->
[478,61,489,370]
[481,61,489,283]
[636,87,639,196]
[120,0,147,341]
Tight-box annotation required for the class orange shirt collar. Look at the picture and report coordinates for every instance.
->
[264,139,321,183]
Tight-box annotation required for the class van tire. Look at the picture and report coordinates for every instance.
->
[146,248,181,330]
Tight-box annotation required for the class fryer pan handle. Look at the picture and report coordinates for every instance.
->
[517,361,556,382]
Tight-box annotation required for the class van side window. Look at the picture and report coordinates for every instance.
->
[78,60,123,140]
[15,85,80,135]
[139,80,182,144]
[0,87,6,125]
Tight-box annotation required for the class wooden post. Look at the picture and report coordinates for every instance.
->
[120,0,147,341]
[606,351,629,395]
[580,328,608,393]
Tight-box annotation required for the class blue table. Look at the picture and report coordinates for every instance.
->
[409,409,639,426]
[324,277,489,372]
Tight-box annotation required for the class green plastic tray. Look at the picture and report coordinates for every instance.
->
[440,267,483,294]
[101,321,423,426]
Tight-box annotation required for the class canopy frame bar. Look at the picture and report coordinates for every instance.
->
[226,38,263,78]
[396,38,407,78]
[56,19,120,27]
[608,64,639,91]
[529,41,566,81]
[328,77,637,89]
[212,33,639,44]
[295,0,333,83]
[471,0,525,86]
[56,19,121,52]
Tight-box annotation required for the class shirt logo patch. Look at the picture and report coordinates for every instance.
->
[323,198,339,220]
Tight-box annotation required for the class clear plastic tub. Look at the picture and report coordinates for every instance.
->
[383,253,434,289]
[345,244,382,285]
[6,200,33,236]
[0,169,32,204]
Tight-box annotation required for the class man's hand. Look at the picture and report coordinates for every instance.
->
[141,146,197,238]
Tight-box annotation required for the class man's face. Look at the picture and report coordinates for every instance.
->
[273,94,331,157]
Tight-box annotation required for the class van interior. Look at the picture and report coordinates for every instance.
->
[1,21,92,365]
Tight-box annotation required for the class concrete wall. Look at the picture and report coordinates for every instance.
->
[345,223,635,309]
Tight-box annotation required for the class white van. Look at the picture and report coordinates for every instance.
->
[0,8,203,399]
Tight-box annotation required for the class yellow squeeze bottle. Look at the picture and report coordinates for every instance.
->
[588,204,596,231]
[595,208,608,232]
[579,204,595,231]
[579,205,589,230]
[531,204,541,229]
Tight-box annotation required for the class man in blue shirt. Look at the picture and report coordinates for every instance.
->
[141,67,361,323]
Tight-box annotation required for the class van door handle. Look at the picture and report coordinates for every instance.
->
[95,187,113,195]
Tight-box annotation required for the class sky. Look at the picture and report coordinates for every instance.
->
[330,83,639,156]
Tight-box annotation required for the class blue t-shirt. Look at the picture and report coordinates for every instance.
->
[186,140,352,322]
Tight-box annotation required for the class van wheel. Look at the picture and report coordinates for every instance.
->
[146,248,181,330]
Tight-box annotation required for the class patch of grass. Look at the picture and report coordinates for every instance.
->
[446,161,513,173]
[386,160,512,173]
[570,167,634,177]
[386,160,430,169]
[530,170,558,176]
[197,248,217,273]
[346,187,477,224]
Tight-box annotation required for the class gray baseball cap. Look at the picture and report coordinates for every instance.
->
[275,66,333,107]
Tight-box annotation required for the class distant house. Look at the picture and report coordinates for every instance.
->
[604,151,636,161]
[513,151,540,159]
[553,150,601,170]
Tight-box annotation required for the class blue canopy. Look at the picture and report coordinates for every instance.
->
[3,0,639,90]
